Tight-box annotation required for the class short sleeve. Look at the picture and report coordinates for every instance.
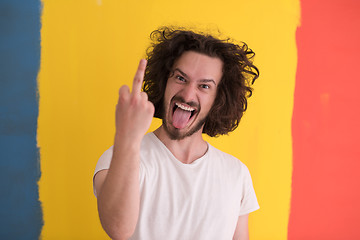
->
[93,145,114,197]
[238,166,260,216]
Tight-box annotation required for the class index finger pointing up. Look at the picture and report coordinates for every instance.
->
[132,59,147,94]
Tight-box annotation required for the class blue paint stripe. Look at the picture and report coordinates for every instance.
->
[0,0,43,239]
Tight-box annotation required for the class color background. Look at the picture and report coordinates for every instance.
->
[0,0,359,239]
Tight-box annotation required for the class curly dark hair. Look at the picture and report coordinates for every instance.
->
[143,26,259,137]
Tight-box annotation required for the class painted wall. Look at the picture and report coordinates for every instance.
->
[37,0,297,239]
[289,0,360,239]
[1,0,359,239]
[0,0,42,239]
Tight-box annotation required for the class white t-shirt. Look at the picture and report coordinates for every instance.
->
[94,132,259,239]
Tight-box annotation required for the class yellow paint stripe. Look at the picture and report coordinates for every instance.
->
[38,0,299,238]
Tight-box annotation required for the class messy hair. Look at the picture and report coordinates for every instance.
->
[143,26,259,137]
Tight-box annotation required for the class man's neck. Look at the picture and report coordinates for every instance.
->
[153,126,208,164]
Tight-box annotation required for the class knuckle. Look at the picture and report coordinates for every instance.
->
[130,95,140,105]
[147,102,155,113]
[140,92,148,100]
[118,92,128,103]
[119,85,129,94]
[133,76,142,86]
[118,86,130,100]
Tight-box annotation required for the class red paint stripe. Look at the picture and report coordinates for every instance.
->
[289,0,360,239]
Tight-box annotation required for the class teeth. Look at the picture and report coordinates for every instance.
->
[175,103,195,112]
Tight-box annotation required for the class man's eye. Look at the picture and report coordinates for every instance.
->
[200,84,210,89]
[176,76,186,82]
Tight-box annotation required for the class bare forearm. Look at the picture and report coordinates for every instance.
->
[96,59,153,239]
[233,215,249,240]
[97,139,141,239]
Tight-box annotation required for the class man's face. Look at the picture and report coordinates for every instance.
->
[162,51,223,140]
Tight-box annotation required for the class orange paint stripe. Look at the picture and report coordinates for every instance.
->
[289,0,360,239]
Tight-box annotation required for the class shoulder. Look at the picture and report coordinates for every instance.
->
[207,144,252,177]
[140,132,157,150]
[94,145,114,172]
[139,132,162,159]
[100,145,114,160]
[208,144,245,167]
[95,133,156,170]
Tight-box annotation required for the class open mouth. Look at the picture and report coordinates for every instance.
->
[171,102,198,129]
[174,102,196,117]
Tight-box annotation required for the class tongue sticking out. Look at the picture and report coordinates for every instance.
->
[172,108,192,129]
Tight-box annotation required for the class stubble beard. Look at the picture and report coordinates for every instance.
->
[162,116,206,140]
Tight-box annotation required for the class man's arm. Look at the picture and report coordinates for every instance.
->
[94,59,154,240]
[233,214,249,240]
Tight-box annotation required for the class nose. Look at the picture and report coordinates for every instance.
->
[179,83,197,104]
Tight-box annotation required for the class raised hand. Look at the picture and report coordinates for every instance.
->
[114,59,155,145]
[96,60,153,239]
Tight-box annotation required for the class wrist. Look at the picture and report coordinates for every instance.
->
[114,133,142,152]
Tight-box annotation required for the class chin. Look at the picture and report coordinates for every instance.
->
[162,117,206,140]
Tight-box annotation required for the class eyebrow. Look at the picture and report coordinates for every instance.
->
[174,68,217,86]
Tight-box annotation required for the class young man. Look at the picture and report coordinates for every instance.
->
[93,27,260,240]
